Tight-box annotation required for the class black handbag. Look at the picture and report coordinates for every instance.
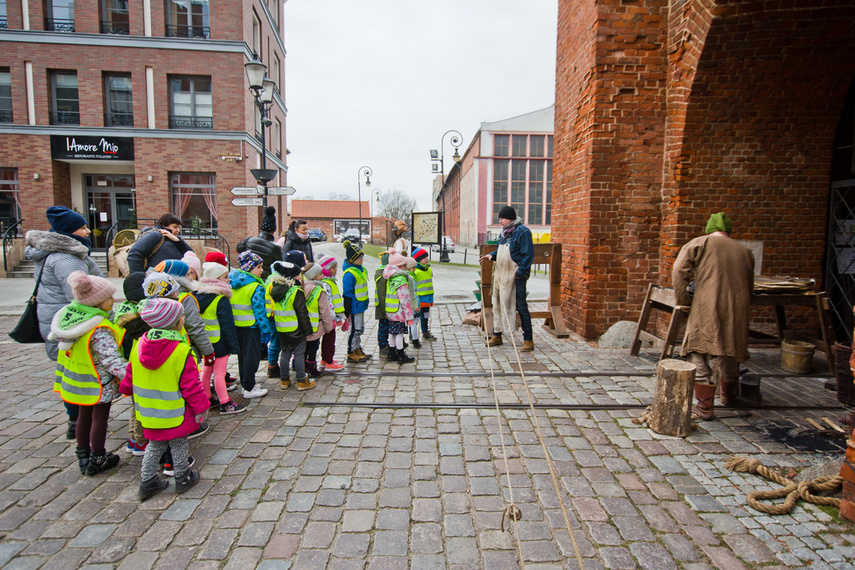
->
[9,260,47,344]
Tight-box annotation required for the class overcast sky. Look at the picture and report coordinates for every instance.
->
[282,0,558,211]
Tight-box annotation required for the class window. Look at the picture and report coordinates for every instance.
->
[0,68,10,123]
[252,13,261,56]
[0,169,21,232]
[494,134,509,157]
[166,0,209,38]
[170,172,217,229]
[104,73,132,126]
[274,118,282,158]
[272,53,281,87]
[101,0,129,34]
[0,0,7,29]
[512,135,527,157]
[46,0,74,31]
[528,161,543,225]
[511,160,526,217]
[530,135,545,158]
[169,75,212,129]
[547,135,554,158]
[50,71,79,125]
[545,160,552,225]
[492,160,508,220]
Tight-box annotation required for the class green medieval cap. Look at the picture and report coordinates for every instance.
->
[705,212,733,234]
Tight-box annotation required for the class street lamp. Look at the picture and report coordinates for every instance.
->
[357,166,372,243]
[430,129,462,263]
[371,188,382,219]
[245,54,277,209]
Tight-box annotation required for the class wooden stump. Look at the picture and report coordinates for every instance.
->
[649,359,696,437]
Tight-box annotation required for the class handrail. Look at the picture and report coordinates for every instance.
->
[3,219,24,273]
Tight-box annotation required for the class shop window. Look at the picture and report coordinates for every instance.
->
[104,73,133,127]
[0,68,10,123]
[46,0,74,31]
[50,71,79,125]
[0,169,21,233]
[166,0,209,39]
[169,75,212,129]
[170,172,217,230]
[101,0,129,34]
[0,0,7,29]
[492,159,508,220]
[494,134,509,157]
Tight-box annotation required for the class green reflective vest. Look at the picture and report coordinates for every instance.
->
[306,286,323,333]
[413,266,434,296]
[344,267,369,301]
[273,286,301,333]
[385,274,409,313]
[232,276,262,327]
[54,318,125,406]
[201,295,223,343]
[129,332,190,429]
[323,278,344,314]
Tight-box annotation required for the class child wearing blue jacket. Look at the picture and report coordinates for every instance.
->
[229,251,273,399]
[341,240,372,363]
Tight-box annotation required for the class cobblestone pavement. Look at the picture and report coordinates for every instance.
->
[0,304,853,569]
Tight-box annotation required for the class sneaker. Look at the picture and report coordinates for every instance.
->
[208,397,220,410]
[322,360,344,371]
[227,381,238,392]
[219,401,247,415]
[163,456,195,477]
[139,475,169,501]
[175,469,200,494]
[132,441,148,457]
[126,439,136,453]
[188,422,209,440]
[85,452,120,476]
[242,385,269,399]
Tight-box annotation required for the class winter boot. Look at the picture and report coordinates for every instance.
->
[387,347,398,362]
[67,419,77,440]
[397,349,415,364]
[347,351,365,363]
[520,340,535,352]
[423,331,437,341]
[719,378,740,407]
[356,348,373,360]
[280,376,291,390]
[379,346,389,357]
[296,375,316,391]
[139,475,169,501]
[175,469,200,494]
[411,339,422,349]
[267,363,281,378]
[693,383,716,421]
[306,360,323,378]
[86,452,120,476]
[487,334,503,347]
[75,447,90,475]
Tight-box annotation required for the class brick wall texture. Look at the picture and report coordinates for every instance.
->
[554,0,855,338]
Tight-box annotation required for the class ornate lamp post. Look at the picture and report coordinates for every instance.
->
[357,166,372,242]
[371,188,382,219]
[245,54,277,209]
[430,130,462,263]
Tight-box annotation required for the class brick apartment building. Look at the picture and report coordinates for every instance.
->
[0,0,287,255]
[554,1,855,341]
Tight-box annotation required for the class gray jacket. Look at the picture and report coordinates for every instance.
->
[25,230,104,361]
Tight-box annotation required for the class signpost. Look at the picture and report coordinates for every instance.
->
[231,197,264,207]
[230,186,262,196]
[265,186,296,196]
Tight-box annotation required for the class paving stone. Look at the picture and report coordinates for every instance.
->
[630,542,678,570]
[372,530,409,556]
[446,537,480,564]
[333,532,370,558]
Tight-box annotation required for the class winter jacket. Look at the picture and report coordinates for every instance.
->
[303,280,333,342]
[236,233,283,280]
[487,220,535,279]
[374,265,388,320]
[25,230,105,361]
[172,276,214,359]
[341,261,369,316]
[119,331,209,441]
[269,274,312,347]
[126,225,192,273]
[115,302,151,360]
[281,229,315,262]
[228,269,273,335]
[195,277,240,358]
[383,266,415,323]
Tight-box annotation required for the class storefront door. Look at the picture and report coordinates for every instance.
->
[85,174,135,250]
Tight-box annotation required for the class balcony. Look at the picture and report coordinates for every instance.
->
[50,111,80,125]
[100,20,130,34]
[165,24,210,39]
[169,115,212,129]
[104,112,133,127]
[45,18,75,32]
[0,110,12,123]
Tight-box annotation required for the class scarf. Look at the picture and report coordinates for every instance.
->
[57,300,108,331]
[500,217,522,239]
[145,328,187,343]
[50,229,91,253]
[295,231,310,241]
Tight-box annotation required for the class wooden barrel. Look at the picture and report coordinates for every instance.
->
[781,340,815,374]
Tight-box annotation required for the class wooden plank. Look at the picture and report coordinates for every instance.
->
[806,418,825,431]
[822,417,846,433]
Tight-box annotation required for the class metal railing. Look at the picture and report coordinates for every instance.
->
[0,110,12,123]
[45,18,75,32]
[100,20,130,34]
[50,111,80,125]
[169,115,212,129]
[104,112,133,127]
[3,219,23,272]
[165,24,210,39]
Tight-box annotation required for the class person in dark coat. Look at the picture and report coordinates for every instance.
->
[235,207,283,280]
[126,213,192,273]
[280,219,314,263]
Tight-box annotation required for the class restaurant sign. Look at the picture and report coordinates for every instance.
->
[50,135,134,161]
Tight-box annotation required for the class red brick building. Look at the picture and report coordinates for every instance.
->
[554,0,855,341]
[289,199,395,246]
[0,0,287,253]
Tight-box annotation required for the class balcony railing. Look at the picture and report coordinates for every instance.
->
[50,111,80,125]
[0,110,12,123]
[104,112,133,127]
[165,24,210,39]
[169,115,212,129]
[100,20,130,34]
[45,18,75,32]
[0,18,7,29]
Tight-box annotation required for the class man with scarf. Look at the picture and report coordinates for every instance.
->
[480,206,535,352]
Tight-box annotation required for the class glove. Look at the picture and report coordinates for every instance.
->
[194,411,207,425]
[203,353,215,367]
[341,319,350,332]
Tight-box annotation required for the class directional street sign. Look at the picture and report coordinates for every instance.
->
[231,197,264,207]
[230,186,261,196]
[265,186,296,196]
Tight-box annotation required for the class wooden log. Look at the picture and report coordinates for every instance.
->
[649,359,696,437]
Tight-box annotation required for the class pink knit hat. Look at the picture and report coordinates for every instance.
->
[317,254,338,278]
[388,253,407,268]
[139,297,184,329]
[182,251,202,278]
[66,271,116,307]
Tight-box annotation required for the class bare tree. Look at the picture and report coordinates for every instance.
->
[327,192,352,200]
[377,189,416,222]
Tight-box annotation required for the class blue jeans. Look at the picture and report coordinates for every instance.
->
[516,277,532,341]
[267,317,281,365]
[420,307,430,333]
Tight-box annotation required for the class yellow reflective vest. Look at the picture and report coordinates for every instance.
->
[55,318,125,406]
[201,296,223,343]
[385,274,409,313]
[232,277,262,327]
[273,285,301,333]
[413,266,434,297]
[129,337,191,429]
[323,278,344,315]
[306,286,322,333]
[343,267,369,301]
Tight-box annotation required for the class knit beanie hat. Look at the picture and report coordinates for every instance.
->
[272,261,301,279]
[388,253,407,268]
[705,212,733,234]
[154,259,190,278]
[317,254,338,277]
[142,271,181,298]
[379,252,389,265]
[260,206,277,233]
[304,262,322,280]
[412,247,428,263]
[123,271,147,303]
[182,251,202,278]
[202,261,229,280]
[238,251,263,272]
[205,251,228,267]
[344,240,363,263]
[284,250,306,268]
[498,206,517,221]
[67,270,116,307]
[404,257,417,269]
[139,297,184,329]
[47,206,87,234]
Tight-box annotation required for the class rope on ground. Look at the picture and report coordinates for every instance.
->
[724,455,843,514]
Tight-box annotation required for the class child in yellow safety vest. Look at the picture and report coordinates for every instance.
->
[268,261,314,390]
[342,240,373,363]
[120,298,209,501]
[411,247,437,342]
[154,259,215,364]
[317,254,345,371]
[49,271,128,477]
[382,254,417,364]
[302,261,334,380]
[229,251,273,399]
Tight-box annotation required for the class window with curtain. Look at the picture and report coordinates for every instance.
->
[47,0,74,31]
[0,68,11,123]
[492,160,508,220]
[170,172,217,229]
[104,73,133,126]
[0,169,21,233]
[50,71,79,125]
[101,0,129,34]
[166,0,209,38]
[169,75,212,129]
[0,0,7,28]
